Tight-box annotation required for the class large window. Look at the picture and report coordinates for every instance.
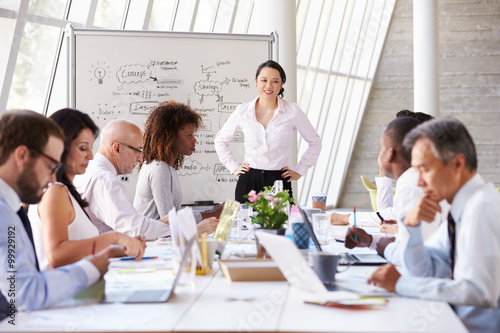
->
[296,0,395,206]
[0,0,394,207]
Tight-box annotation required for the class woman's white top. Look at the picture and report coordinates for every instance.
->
[29,182,99,271]
[214,96,322,175]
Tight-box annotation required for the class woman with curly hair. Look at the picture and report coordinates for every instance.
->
[134,100,221,235]
[29,108,146,270]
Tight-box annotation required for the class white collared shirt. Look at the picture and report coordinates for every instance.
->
[74,153,170,240]
[397,174,500,333]
[214,96,322,175]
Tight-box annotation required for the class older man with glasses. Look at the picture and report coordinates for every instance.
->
[74,119,170,240]
[367,118,500,333]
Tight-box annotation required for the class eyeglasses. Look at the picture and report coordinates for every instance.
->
[29,148,63,175]
[120,142,143,154]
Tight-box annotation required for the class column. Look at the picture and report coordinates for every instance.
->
[413,0,439,116]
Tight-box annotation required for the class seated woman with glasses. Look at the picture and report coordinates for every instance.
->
[29,108,146,270]
[133,100,222,235]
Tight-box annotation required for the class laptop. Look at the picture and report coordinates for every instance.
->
[103,236,195,303]
[255,231,394,297]
[298,207,388,266]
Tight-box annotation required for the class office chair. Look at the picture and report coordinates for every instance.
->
[360,175,378,212]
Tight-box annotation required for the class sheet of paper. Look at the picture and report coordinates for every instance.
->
[177,207,198,242]
[169,208,181,252]
[177,207,201,265]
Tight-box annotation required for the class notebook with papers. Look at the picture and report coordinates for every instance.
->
[298,207,388,266]
[255,231,394,297]
[103,236,195,303]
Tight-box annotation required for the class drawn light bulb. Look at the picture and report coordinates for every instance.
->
[94,67,106,84]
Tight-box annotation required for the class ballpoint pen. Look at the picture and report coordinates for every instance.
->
[376,211,385,224]
[119,256,159,261]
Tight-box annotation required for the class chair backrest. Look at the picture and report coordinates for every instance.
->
[360,175,378,211]
[360,175,377,191]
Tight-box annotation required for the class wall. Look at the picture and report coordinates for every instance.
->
[339,0,500,209]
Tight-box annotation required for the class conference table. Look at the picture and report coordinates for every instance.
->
[0,226,467,333]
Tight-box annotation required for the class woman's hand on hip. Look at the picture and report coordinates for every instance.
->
[281,167,301,181]
[233,162,250,175]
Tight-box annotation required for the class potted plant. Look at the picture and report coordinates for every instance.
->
[245,186,295,247]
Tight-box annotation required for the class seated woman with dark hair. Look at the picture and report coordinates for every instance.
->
[29,108,146,270]
[133,100,220,235]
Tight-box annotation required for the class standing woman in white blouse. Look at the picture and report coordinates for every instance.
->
[215,60,322,203]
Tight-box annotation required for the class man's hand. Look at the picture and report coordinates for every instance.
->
[375,237,395,257]
[380,224,398,234]
[330,212,350,225]
[345,226,372,249]
[404,197,441,227]
[367,263,401,292]
[201,202,225,220]
[159,215,169,224]
[87,252,110,278]
[197,217,218,235]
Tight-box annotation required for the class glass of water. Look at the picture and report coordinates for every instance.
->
[312,213,330,245]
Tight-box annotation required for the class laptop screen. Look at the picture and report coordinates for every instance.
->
[298,207,323,252]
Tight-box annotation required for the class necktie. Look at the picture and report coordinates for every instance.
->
[447,212,456,279]
[17,206,40,271]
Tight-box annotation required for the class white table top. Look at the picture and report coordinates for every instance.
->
[0,236,468,333]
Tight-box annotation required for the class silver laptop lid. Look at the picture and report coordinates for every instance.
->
[255,231,327,294]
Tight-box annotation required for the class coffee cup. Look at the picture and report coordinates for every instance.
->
[311,252,350,286]
[311,192,327,212]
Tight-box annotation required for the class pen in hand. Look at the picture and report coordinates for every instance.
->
[119,256,158,261]
[92,240,96,255]
[376,211,385,225]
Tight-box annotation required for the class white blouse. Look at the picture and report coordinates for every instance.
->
[214,96,322,176]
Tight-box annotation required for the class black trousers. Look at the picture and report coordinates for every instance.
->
[235,168,293,204]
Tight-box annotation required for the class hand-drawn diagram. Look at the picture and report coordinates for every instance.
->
[116,64,157,90]
[83,58,249,200]
[89,61,111,84]
[214,163,238,183]
[180,159,211,176]
[193,65,231,104]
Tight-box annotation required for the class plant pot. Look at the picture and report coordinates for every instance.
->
[255,227,286,251]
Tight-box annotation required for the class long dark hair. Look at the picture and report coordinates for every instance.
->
[49,108,99,209]
[255,60,286,99]
[140,100,202,170]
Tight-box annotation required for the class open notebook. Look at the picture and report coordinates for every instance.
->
[103,236,195,303]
